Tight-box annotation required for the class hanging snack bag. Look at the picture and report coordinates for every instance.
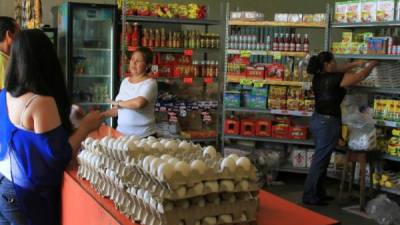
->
[361,0,377,22]
[347,0,362,23]
[335,2,348,23]
[377,0,395,22]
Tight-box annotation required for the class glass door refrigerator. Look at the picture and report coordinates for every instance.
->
[58,2,118,126]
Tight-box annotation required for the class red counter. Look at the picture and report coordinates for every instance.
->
[61,126,338,225]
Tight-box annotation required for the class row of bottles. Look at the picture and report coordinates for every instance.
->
[124,23,220,49]
[228,33,310,52]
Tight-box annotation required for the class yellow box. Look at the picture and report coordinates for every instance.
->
[342,32,353,43]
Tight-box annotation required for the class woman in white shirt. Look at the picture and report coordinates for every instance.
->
[103,47,157,137]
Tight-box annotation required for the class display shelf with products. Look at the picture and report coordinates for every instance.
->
[225,107,313,117]
[227,49,308,57]
[120,0,225,144]
[224,135,314,146]
[329,2,400,196]
[228,20,326,28]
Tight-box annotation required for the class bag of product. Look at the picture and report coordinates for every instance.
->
[366,194,400,225]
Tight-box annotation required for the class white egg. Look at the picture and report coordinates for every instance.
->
[160,154,172,161]
[137,142,150,152]
[176,186,187,197]
[191,182,204,195]
[202,217,217,225]
[220,158,236,173]
[151,142,164,151]
[140,138,148,144]
[218,215,233,224]
[227,154,239,161]
[146,139,156,146]
[157,163,174,181]
[90,140,99,151]
[127,141,137,151]
[203,146,217,158]
[147,136,157,141]
[142,156,155,171]
[159,139,168,144]
[164,140,178,151]
[84,137,94,148]
[190,160,207,175]
[236,157,251,171]
[178,141,191,151]
[137,189,145,199]
[128,135,139,141]
[205,181,219,192]
[174,161,190,177]
[100,136,109,146]
[149,158,164,175]
[167,158,179,165]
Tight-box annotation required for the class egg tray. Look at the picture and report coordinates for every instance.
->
[78,162,259,225]
[78,164,259,225]
[124,192,258,225]
[78,149,258,201]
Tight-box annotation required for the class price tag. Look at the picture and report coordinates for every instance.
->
[204,77,214,84]
[302,82,312,90]
[183,77,193,84]
[280,110,289,115]
[272,52,282,60]
[240,50,251,58]
[240,79,253,86]
[184,49,193,56]
[253,80,264,88]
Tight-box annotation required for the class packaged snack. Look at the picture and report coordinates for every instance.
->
[397,0,400,20]
[342,32,353,43]
[347,0,362,23]
[302,14,315,22]
[288,14,303,23]
[274,13,288,22]
[335,2,348,23]
[266,64,285,80]
[313,13,327,23]
[361,0,377,22]
[377,0,395,22]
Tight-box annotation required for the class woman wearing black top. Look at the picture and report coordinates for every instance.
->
[302,52,378,206]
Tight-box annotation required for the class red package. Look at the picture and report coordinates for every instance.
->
[272,124,290,139]
[240,119,255,136]
[224,118,240,135]
[266,63,284,80]
[289,126,308,140]
[255,119,272,137]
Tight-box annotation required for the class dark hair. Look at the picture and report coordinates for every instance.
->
[5,29,72,134]
[0,17,17,42]
[133,47,153,73]
[307,51,334,74]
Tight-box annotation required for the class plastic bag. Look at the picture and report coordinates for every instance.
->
[366,194,400,225]
[348,125,376,150]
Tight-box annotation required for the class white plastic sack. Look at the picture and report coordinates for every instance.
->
[366,194,400,225]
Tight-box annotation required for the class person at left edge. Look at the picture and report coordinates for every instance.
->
[0,17,19,89]
[0,29,104,225]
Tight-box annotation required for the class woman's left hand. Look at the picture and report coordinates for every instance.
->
[106,98,118,107]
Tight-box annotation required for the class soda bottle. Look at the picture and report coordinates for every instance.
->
[303,34,310,52]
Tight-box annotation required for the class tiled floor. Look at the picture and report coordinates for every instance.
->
[265,172,387,225]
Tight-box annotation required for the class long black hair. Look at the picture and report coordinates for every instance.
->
[307,51,334,75]
[5,29,72,134]
[0,16,17,42]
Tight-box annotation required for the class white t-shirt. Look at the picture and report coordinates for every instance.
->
[115,78,158,137]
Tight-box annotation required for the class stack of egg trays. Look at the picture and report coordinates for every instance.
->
[78,137,259,225]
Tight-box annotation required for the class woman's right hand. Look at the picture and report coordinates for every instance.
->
[80,110,104,134]
[366,60,379,68]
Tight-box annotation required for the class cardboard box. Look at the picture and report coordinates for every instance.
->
[255,119,272,137]
[224,118,240,135]
[346,0,362,23]
[240,119,256,136]
[292,149,307,168]
[342,32,353,43]
[377,0,395,21]
[289,126,308,140]
[224,92,241,108]
[272,124,290,139]
[335,2,348,23]
[246,66,265,80]
[361,0,377,22]
[243,94,267,109]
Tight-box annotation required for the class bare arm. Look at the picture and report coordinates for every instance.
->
[102,106,118,118]
[336,61,365,73]
[340,61,378,87]
[33,98,103,156]
[114,97,148,110]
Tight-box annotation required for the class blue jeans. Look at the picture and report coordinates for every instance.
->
[0,175,27,225]
[303,113,340,203]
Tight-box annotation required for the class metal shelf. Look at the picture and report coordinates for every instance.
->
[74,75,111,78]
[375,120,400,128]
[226,77,310,87]
[126,46,219,53]
[277,165,340,179]
[383,154,400,162]
[335,54,400,60]
[227,49,308,57]
[350,86,400,94]
[77,102,111,106]
[189,138,217,142]
[75,48,111,51]
[332,21,400,28]
[125,16,220,25]
[229,20,326,28]
[225,107,312,117]
[379,187,400,195]
[224,135,314,146]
